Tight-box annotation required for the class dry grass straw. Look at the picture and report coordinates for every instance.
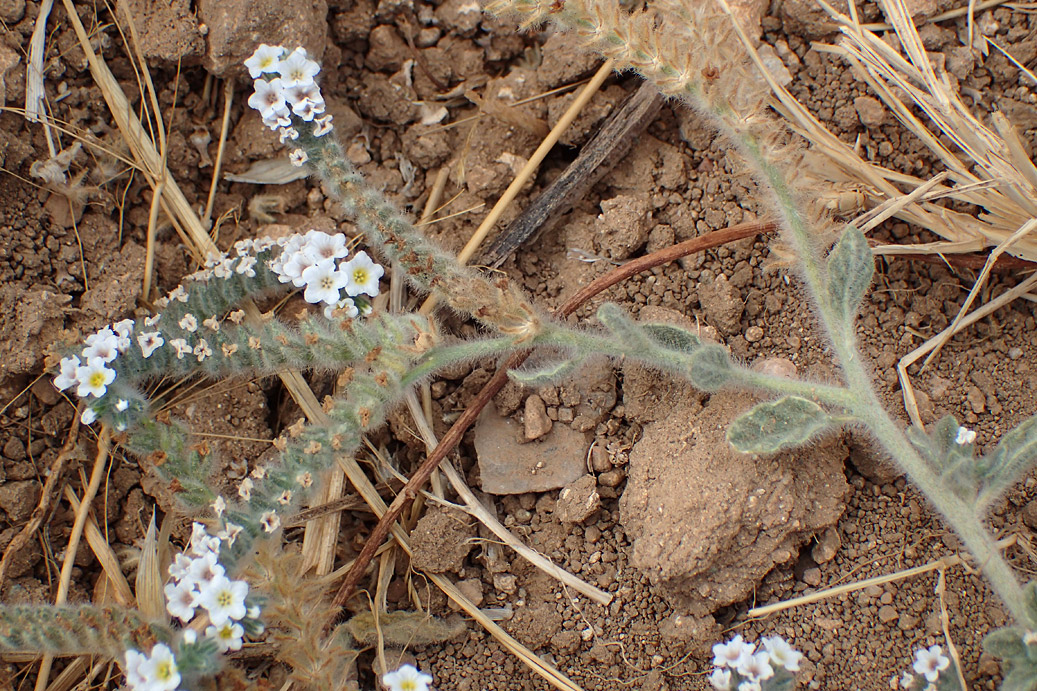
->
[748,535,1018,618]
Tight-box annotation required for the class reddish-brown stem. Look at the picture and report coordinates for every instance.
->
[331,219,776,607]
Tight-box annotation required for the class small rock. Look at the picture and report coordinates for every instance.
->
[744,325,764,343]
[589,443,612,473]
[754,357,797,379]
[556,475,601,524]
[967,385,986,414]
[0,0,24,22]
[493,572,517,594]
[977,652,1000,677]
[409,506,475,573]
[801,567,823,587]
[3,436,26,461]
[698,274,743,335]
[523,394,553,441]
[854,96,887,128]
[878,605,899,624]
[598,469,626,488]
[1020,500,1037,531]
[537,32,601,88]
[454,578,484,608]
[197,0,328,77]
[595,195,652,260]
[366,24,408,73]
[898,614,920,631]
[0,480,40,523]
[474,403,588,494]
[811,526,841,564]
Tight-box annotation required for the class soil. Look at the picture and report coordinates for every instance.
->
[1,1,1036,690]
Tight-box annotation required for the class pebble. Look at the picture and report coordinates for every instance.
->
[1021,500,1037,531]
[598,469,626,488]
[802,567,822,586]
[524,394,553,440]
[744,325,764,343]
[555,475,601,524]
[877,605,899,624]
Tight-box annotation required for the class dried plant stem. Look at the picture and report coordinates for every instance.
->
[333,218,775,606]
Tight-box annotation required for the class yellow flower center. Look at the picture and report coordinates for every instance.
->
[352,269,368,284]
[217,590,232,607]
[155,661,175,681]
[400,682,416,691]
[89,372,106,388]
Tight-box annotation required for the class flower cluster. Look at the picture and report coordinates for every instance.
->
[268,230,384,318]
[53,320,135,424]
[245,44,333,166]
[121,523,262,691]
[954,426,976,446]
[382,664,433,691]
[709,635,802,691]
[899,645,952,690]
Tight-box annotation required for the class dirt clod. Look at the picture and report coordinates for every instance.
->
[410,506,475,574]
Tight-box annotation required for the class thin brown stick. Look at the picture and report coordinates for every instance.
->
[0,416,80,591]
[331,218,776,607]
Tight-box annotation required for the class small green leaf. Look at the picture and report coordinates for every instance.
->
[983,412,1037,495]
[641,323,701,354]
[726,396,832,454]
[509,358,582,386]
[688,344,733,391]
[984,626,1027,660]
[1000,664,1037,691]
[826,225,874,326]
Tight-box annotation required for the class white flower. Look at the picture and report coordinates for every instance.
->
[182,629,197,645]
[169,338,191,360]
[324,297,359,320]
[144,314,161,327]
[82,328,120,363]
[202,316,221,332]
[736,682,761,691]
[296,471,313,487]
[179,314,198,332]
[190,523,221,556]
[291,97,324,121]
[188,551,225,586]
[762,635,802,672]
[247,77,288,118]
[341,251,384,297]
[235,256,257,278]
[54,355,81,391]
[712,635,750,668]
[260,510,281,533]
[206,621,245,652]
[80,407,97,425]
[140,643,180,691]
[278,126,300,144]
[113,319,135,351]
[302,258,349,305]
[262,108,291,131]
[955,426,976,445]
[138,331,164,358]
[75,357,116,398]
[277,489,293,505]
[313,113,334,137]
[708,668,732,690]
[164,579,199,623]
[900,672,915,689]
[737,651,774,682]
[245,43,283,78]
[912,645,950,683]
[276,48,320,89]
[282,248,318,286]
[217,522,243,546]
[194,339,213,362]
[213,257,236,279]
[382,664,433,691]
[289,149,309,167]
[308,231,350,261]
[198,574,249,626]
[168,552,193,581]
[285,83,321,109]
[168,285,189,303]
[238,478,254,501]
[116,398,129,412]
[233,238,255,256]
[212,495,226,517]
[123,649,149,688]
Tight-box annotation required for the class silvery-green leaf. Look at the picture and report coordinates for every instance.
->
[826,225,873,326]
[727,396,832,454]
[688,345,733,391]
[642,323,701,354]
[509,358,582,386]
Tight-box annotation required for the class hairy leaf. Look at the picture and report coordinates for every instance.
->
[509,358,582,386]
[688,344,733,391]
[727,396,832,454]
[826,225,874,327]
[641,323,701,354]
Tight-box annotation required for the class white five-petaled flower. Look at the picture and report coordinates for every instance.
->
[313,113,334,137]
[190,522,221,556]
[912,645,950,683]
[276,48,320,89]
[238,477,254,501]
[248,77,288,119]
[289,149,309,167]
[82,328,120,363]
[301,258,349,305]
[217,522,243,546]
[382,664,433,691]
[955,426,976,445]
[260,510,281,533]
[164,579,199,623]
[54,355,81,391]
[113,319,135,351]
[140,643,180,691]
[308,231,350,260]
[168,285,189,302]
[712,635,750,668]
[324,297,359,320]
[169,338,191,360]
[123,649,149,688]
[194,339,213,362]
[708,668,732,690]
[179,314,198,332]
[75,357,116,398]
[737,651,774,683]
[341,251,384,297]
[206,621,245,652]
[138,331,164,358]
[168,552,193,581]
[245,43,283,78]
[212,495,226,517]
[198,573,249,626]
[761,635,802,672]
[278,127,299,144]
